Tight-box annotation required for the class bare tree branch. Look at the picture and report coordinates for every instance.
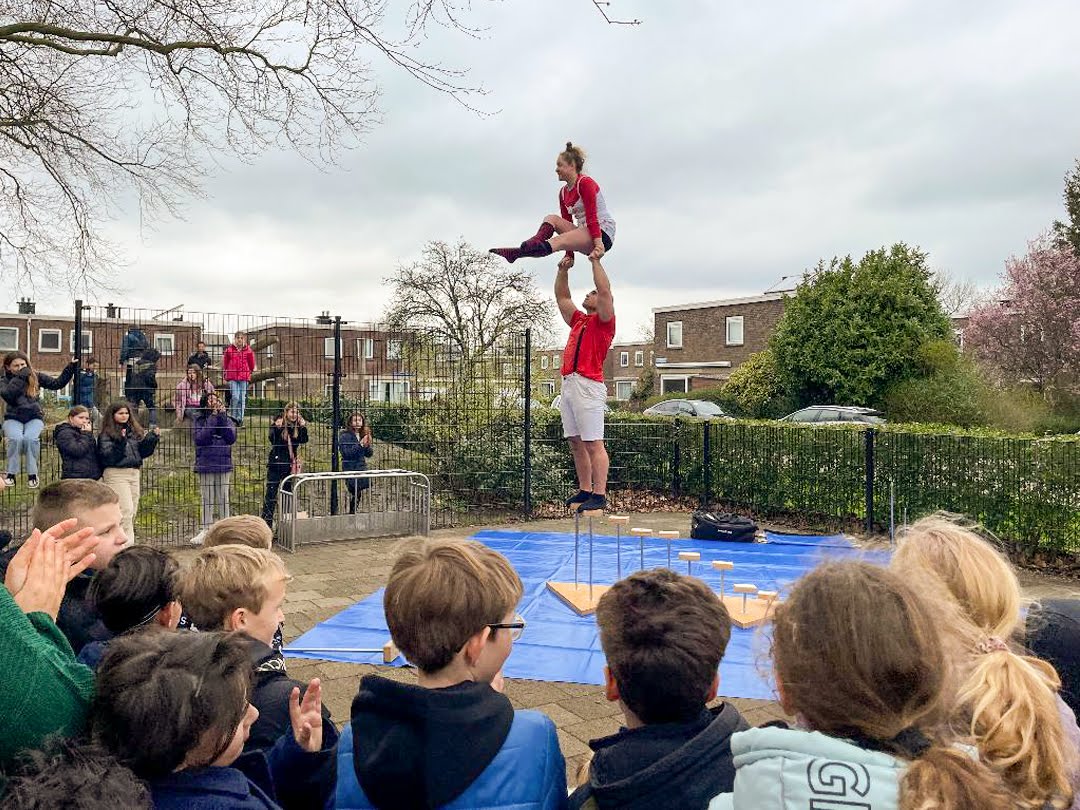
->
[0,0,489,291]
[590,0,641,26]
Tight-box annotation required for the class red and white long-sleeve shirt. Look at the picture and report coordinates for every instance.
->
[559,175,616,240]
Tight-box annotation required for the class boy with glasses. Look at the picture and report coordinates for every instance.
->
[336,538,567,809]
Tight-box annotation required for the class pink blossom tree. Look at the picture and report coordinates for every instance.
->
[963,236,1080,397]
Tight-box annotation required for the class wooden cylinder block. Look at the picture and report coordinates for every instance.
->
[678,551,701,562]
[580,509,604,517]
[733,584,758,595]
[630,528,651,536]
[657,530,680,539]
[757,590,779,601]
[608,515,630,524]
[712,560,735,571]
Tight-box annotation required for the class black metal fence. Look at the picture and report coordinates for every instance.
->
[1,302,528,545]
[2,302,1077,554]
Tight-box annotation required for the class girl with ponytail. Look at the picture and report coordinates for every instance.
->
[709,561,1011,810]
[892,516,1079,810]
[489,141,616,268]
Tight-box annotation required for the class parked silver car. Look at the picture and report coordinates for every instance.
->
[642,399,732,420]
[779,406,885,425]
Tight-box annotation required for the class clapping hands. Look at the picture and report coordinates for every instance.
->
[289,678,324,753]
[4,519,97,619]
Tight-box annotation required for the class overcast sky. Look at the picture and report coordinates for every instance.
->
[12,0,1080,341]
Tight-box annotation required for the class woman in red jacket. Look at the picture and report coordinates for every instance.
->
[489,142,616,267]
[221,331,255,426]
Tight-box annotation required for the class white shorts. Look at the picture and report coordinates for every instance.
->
[560,373,607,442]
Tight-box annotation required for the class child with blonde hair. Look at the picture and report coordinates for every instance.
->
[710,561,1010,810]
[892,515,1079,810]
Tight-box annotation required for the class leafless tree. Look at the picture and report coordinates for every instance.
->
[0,0,488,290]
[383,238,555,367]
[933,270,986,317]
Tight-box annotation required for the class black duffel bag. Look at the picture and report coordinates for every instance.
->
[690,510,758,542]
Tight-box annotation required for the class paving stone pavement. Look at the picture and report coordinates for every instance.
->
[177,515,859,785]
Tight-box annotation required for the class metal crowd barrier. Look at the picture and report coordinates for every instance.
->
[274,469,430,552]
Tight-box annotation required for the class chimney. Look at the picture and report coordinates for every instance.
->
[17,298,35,315]
[106,303,119,318]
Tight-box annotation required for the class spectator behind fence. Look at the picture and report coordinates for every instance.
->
[97,401,159,545]
[0,480,128,655]
[187,340,213,370]
[75,356,104,425]
[177,544,337,808]
[90,630,331,810]
[123,346,161,429]
[174,364,215,428]
[222,331,256,425]
[339,411,374,514]
[54,406,102,481]
[77,546,183,670]
[261,403,307,528]
[2,350,77,489]
[191,390,237,545]
[1,739,153,810]
[570,569,747,810]
[0,520,98,773]
[336,538,567,810]
[709,561,1011,809]
[891,516,1080,810]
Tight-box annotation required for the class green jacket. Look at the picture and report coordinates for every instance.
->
[0,584,95,772]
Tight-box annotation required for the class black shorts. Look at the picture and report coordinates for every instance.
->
[601,231,614,252]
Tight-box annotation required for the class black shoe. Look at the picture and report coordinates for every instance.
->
[27,475,39,489]
[565,489,591,508]
[577,494,608,513]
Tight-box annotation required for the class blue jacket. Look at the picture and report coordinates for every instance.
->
[194,412,237,474]
[708,726,906,810]
[339,430,373,472]
[336,676,567,810]
[76,370,96,408]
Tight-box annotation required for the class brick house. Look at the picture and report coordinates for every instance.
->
[652,293,788,394]
[0,304,202,408]
[602,341,653,401]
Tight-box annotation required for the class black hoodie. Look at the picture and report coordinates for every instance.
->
[349,674,515,810]
[569,703,749,810]
[240,635,338,810]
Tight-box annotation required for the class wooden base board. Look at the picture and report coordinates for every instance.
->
[546,581,612,616]
[720,593,778,628]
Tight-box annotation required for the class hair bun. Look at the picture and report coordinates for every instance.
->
[566,141,574,150]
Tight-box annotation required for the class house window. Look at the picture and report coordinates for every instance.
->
[154,333,175,355]
[369,378,409,403]
[666,321,683,349]
[324,384,334,398]
[553,354,560,367]
[541,355,549,370]
[358,338,374,359]
[69,330,93,354]
[726,316,744,346]
[541,380,556,397]
[386,340,402,360]
[634,350,644,367]
[0,327,19,351]
[615,380,633,400]
[38,329,62,352]
[501,362,515,377]
[323,337,343,359]
[661,375,689,394]
[619,351,629,367]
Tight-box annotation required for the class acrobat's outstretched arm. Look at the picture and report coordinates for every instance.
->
[555,264,578,327]
[591,256,614,323]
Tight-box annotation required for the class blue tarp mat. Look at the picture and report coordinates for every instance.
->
[286,529,890,700]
